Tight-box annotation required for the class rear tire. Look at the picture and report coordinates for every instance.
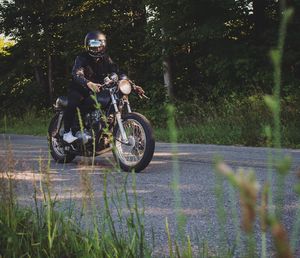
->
[113,112,155,172]
[48,113,76,163]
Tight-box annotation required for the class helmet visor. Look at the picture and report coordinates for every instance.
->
[88,39,106,56]
[89,39,104,47]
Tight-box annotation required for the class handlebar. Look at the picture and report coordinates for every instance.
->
[98,77,114,89]
[98,76,150,99]
[139,93,150,99]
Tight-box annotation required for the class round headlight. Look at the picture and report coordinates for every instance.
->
[118,80,132,95]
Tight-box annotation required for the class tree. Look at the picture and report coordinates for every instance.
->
[0,0,299,117]
[253,0,267,37]
[0,0,67,104]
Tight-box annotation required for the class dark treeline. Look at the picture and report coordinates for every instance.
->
[0,0,300,118]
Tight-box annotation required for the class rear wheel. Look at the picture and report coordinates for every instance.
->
[113,112,155,172]
[48,113,76,163]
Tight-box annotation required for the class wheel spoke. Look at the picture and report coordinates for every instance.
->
[115,119,146,167]
[51,137,65,157]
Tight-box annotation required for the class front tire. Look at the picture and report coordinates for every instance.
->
[48,113,76,163]
[113,112,155,172]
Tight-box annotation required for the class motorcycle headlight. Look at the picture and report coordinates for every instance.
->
[118,80,132,95]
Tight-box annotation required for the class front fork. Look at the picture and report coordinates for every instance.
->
[111,91,131,144]
[53,112,64,137]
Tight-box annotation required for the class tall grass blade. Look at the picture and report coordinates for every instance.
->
[167,104,186,243]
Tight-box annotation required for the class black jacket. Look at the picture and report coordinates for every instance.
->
[71,52,120,90]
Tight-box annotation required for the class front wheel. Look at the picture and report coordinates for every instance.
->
[113,112,155,172]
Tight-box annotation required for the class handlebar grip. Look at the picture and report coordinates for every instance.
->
[142,94,150,99]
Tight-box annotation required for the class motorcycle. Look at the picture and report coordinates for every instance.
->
[48,74,155,172]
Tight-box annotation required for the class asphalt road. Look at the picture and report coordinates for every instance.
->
[0,134,300,256]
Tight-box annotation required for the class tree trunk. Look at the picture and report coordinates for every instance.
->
[162,54,173,98]
[48,54,53,105]
[34,66,47,94]
[253,0,267,39]
[161,28,174,99]
[145,6,174,98]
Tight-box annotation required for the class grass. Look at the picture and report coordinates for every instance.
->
[1,94,300,148]
[0,142,152,257]
[0,111,51,136]
[155,93,300,148]
[156,121,243,146]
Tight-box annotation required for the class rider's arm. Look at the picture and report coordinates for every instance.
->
[71,56,90,88]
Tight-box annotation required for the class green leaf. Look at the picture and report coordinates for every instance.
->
[264,95,278,113]
[264,126,272,139]
[270,49,280,67]
[283,8,294,22]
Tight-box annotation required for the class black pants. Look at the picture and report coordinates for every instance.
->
[64,88,96,133]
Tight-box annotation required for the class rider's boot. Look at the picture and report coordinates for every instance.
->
[63,131,78,143]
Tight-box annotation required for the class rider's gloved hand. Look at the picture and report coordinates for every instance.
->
[87,82,102,93]
[134,85,145,95]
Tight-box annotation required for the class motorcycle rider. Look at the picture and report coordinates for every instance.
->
[63,31,144,143]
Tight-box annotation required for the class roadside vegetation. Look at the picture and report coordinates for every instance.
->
[2,94,300,148]
[0,146,152,257]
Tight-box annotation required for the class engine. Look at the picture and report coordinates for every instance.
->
[75,130,91,144]
[74,110,103,145]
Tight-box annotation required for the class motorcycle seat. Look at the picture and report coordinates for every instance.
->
[55,91,111,110]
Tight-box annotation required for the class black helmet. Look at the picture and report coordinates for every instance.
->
[84,31,107,58]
